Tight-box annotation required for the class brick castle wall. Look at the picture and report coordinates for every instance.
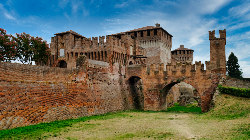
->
[0,62,132,130]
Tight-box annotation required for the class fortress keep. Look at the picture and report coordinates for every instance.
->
[171,45,194,64]
[50,23,172,69]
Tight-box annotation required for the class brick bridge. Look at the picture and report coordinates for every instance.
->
[125,29,226,112]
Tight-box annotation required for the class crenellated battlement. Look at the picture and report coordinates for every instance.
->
[146,61,212,77]
[209,29,226,43]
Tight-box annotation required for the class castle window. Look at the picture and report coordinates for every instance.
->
[154,29,157,35]
[75,53,78,59]
[183,51,185,54]
[134,32,137,37]
[141,31,143,37]
[130,46,133,55]
[105,51,107,61]
[71,52,73,59]
[60,49,64,56]
[147,30,150,36]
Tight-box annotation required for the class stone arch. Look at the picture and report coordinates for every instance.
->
[159,81,201,110]
[58,60,67,68]
[128,76,144,110]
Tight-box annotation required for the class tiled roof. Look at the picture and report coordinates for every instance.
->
[55,30,86,38]
[111,26,173,37]
[172,48,194,51]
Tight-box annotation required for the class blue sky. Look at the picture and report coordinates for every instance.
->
[0,0,250,77]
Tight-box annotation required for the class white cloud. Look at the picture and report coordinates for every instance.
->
[115,2,128,8]
[0,3,16,20]
[239,61,250,78]
[229,2,250,18]
[58,0,69,9]
[71,2,80,13]
[64,12,69,19]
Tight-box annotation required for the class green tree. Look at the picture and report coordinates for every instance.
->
[0,29,51,65]
[0,28,18,62]
[226,52,243,79]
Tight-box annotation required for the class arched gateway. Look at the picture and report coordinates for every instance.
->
[126,29,226,112]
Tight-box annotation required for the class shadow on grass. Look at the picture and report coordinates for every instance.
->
[129,103,202,114]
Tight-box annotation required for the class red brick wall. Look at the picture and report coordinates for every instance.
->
[0,62,131,130]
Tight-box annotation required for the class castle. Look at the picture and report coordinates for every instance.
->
[0,24,234,130]
[49,23,173,69]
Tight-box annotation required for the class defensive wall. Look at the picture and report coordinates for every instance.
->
[0,60,134,130]
[0,29,240,131]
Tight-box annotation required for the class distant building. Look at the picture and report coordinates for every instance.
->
[171,45,194,64]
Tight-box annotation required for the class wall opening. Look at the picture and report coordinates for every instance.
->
[59,60,67,68]
[154,29,157,35]
[147,30,150,36]
[128,76,144,110]
[159,82,201,110]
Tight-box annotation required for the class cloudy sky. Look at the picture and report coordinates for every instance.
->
[0,0,250,77]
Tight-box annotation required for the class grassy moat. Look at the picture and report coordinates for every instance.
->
[0,94,249,140]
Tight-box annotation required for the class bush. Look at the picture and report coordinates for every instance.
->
[218,85,250,98]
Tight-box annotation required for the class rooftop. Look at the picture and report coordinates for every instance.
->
[111,23,173,37]
[172,45,194,51]
[54,30,86,38]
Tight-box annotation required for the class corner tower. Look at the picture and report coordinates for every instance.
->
[209,29,226,75]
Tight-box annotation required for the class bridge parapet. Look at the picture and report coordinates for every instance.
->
[145,61,212,79]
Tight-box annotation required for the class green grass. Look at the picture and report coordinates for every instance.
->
[166,103,202,113]
[0,111,130,139]
[204,94,250,120]
[0,94,249,139]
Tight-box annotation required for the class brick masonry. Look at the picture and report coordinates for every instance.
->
[0,27,231,130]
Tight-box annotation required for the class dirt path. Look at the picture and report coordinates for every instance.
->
[166,114,200,139]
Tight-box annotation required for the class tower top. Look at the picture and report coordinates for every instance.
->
[155,23,160,27]
[209,29,226,45]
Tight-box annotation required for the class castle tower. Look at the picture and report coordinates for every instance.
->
[171,45,194,64]
[209,29,226,75]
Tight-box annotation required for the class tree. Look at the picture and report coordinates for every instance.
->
[0,28,18,62]
[0,28,51,65]
[226,52,243,79]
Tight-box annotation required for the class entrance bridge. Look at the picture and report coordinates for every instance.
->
[126,29,226,112]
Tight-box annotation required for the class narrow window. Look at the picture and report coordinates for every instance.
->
[60,49,64,56]
[154,29,157,35]
[141,31,143,37]
[71,52,73,59]
[75,53,78,59]
[105,51,107,61]
[130,46,133,55]
[147,30,150,36]
[134,32,137,37]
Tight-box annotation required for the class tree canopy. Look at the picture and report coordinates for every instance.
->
[226,52,243,79]
[0,28,51,65]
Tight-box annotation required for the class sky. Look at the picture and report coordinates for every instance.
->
[0,0,250,77]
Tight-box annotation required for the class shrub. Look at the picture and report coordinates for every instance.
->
[218,85,250,98]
